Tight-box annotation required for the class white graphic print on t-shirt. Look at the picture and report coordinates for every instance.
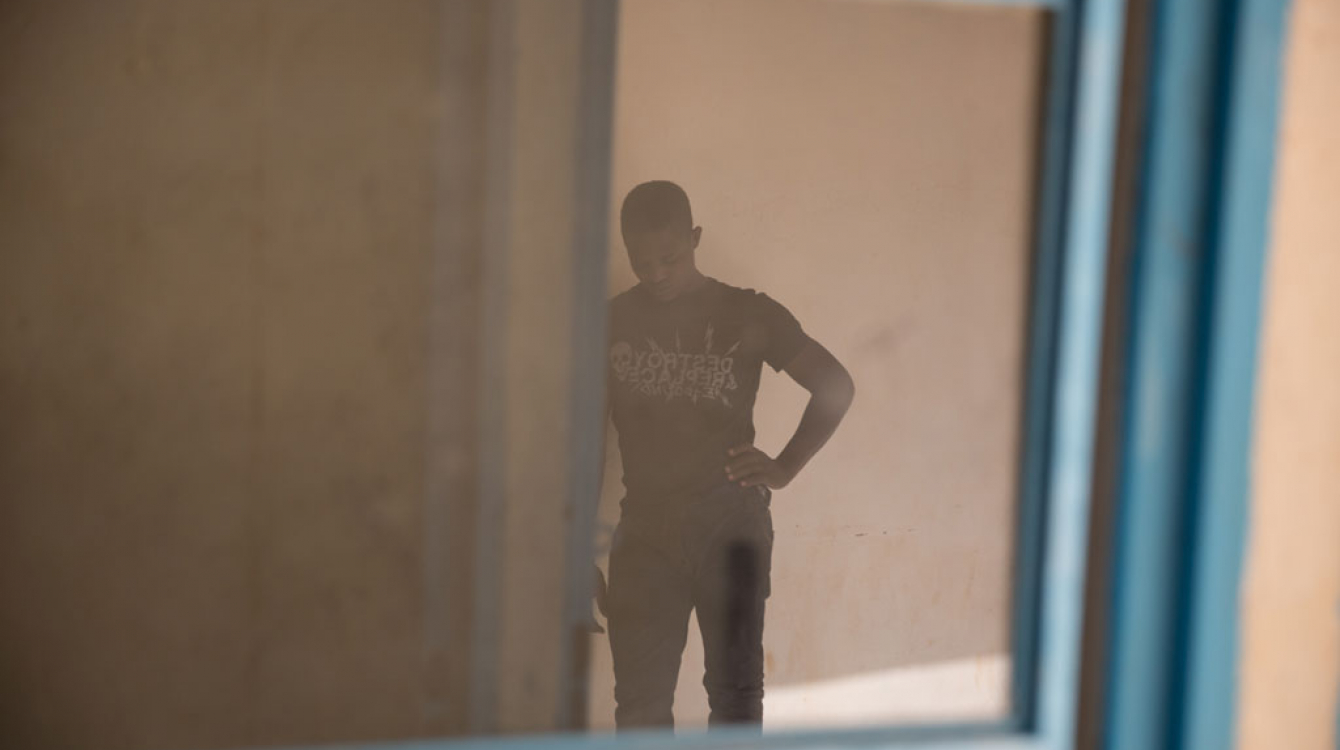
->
[609,324,739,406]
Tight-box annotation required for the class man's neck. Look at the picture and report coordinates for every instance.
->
[680,272,709,296]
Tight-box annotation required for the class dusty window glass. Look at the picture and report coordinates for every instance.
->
[0,0,1050,746]
[586,0,1048,732]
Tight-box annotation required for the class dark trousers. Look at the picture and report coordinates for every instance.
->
[605,482,774,730]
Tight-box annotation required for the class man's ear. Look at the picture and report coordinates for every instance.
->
[690,225,703,250]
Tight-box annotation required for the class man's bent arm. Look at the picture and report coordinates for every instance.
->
[725,339,855,489]
[775,339,855,482]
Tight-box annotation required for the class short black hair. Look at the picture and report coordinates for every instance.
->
[620,180,693,240]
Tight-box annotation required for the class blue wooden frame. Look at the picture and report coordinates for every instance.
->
[269,0,1295,747]
[1011,0,1125,745]
[1101,0,1292,749]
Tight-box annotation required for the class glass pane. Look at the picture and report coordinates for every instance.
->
[0,0,1052,745]
[588,0,1049,732]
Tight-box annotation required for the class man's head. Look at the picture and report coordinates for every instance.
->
[620,180,703,302]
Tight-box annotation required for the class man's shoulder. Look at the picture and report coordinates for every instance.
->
[605,279,786,315]
[608,286,640,312]
[712,279,766,302]
[714,279,787,313]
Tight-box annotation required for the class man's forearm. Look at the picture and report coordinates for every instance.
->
[776,380,854,482]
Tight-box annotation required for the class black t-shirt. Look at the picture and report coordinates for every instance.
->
[607,278,811,505]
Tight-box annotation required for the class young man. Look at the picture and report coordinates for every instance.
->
[600,180,855,729]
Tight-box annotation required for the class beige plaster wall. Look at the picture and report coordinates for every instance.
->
[1238,0,1340,747]
[590,0,1046,729]
[0,2,466,747]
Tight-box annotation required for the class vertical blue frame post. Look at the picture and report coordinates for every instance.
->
[1018,0,1125,744]
[1178,0,1291,747]
[559,0,620,730]
[1014,0,1126,746]
[1102,0,1292,748]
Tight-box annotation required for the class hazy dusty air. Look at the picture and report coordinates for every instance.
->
[589,0,1045,731]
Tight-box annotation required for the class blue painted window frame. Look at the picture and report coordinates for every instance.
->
[1099,0,1292,749]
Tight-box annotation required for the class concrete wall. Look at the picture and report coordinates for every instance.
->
[0,2,480,747]
[590,0,1045,728]
[1238,0,1340,747]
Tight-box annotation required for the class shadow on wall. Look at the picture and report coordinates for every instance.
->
[587,0,1048,728]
